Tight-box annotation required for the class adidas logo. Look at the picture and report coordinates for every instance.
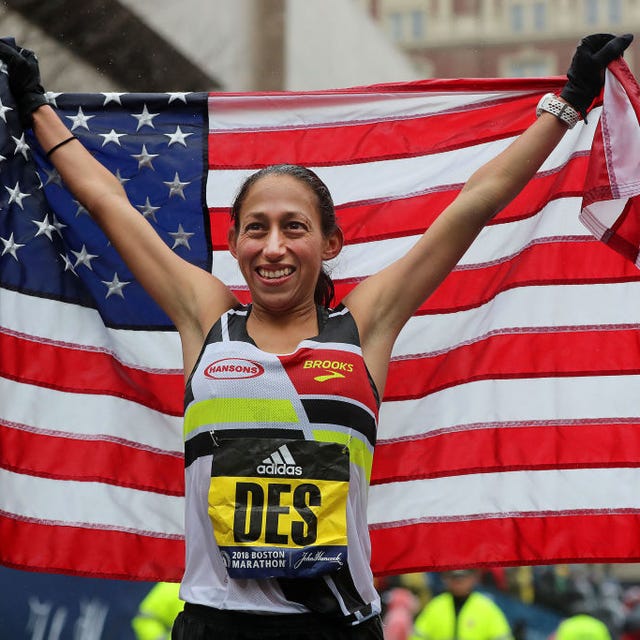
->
[256,444,303,476]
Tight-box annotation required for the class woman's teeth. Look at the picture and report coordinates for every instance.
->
[258,267,293,279]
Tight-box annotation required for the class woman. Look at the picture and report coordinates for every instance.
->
[0,33,632,640]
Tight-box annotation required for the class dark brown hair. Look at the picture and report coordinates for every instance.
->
[230,164,341,308]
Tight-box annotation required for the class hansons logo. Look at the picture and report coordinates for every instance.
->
[257,444,303,476]
[204,358,264,380]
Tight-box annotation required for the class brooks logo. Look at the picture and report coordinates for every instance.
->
[303,359,352,382]
[256,444,303,476]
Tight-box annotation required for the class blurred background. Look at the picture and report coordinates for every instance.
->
[1,0,640,638]
[1,0,638,93]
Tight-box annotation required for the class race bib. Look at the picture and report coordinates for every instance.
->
[208,438,349,579]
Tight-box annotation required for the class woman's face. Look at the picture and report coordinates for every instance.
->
[228,174,342,313]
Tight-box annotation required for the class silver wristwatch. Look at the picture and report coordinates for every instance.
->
[536,93,581,129]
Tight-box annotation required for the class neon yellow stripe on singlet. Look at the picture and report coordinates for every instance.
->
[313,429,373,480]
[184,398,299,440]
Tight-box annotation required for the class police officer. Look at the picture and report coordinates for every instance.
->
[410,570,512,640]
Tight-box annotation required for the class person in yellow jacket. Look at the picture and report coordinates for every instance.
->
[410,570,512,640]
[554,614,611,640]
[132,582,184,640]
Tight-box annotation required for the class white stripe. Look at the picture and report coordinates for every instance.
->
[377,374,640,441]
[213,197,591,285]
[0,288,182,371]
[2,467,184,536]
[214,264,640,364]
[367,467,640,525]
[208,89,539,132]
[603,69,640,199]
[205,118,596,209]
[0,378,182,453]
[393,280,640,358]
[279,444,296,465]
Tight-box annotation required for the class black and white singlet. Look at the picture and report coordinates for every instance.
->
[180,304,381,625]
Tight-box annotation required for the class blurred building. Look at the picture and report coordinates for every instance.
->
[358,0,639,77]
[0,0,420,92]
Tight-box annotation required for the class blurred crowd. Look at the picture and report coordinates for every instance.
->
[375,565,640,640]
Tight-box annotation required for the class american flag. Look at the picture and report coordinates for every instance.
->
[1,60,640,582]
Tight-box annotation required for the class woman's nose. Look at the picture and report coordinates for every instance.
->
[263,227,285,257]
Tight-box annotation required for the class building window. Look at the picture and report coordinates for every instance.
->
[510,3,524,31]
[389,11,404,41]
[411,10,425,40]
[584,0,598,24]
[533,2,546,30]
[505,50,553,77]
[608,0,622,23]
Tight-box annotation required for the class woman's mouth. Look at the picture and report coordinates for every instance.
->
[256,266,294,280]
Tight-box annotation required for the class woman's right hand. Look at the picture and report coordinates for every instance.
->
[0,38,48,127]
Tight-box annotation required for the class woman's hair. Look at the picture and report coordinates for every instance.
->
[230,164,340,308]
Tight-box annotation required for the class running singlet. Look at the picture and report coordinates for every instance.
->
[180,304,381,624]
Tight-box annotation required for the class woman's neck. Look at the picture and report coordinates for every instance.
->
[246,303,319,353]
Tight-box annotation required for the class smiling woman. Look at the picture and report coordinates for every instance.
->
[0,32,633,640]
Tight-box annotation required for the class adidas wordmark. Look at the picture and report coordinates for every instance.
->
[256,444,303,476]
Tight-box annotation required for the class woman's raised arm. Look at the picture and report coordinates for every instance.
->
[0,41,238,351]
[345,33,633,382]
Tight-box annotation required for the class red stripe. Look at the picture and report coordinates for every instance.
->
[0,331,183,416]
[384,326,640,401]
[209,155,592,250]
[208,94,540,169]
[366,238,640,315]
[607,198,640,264]
[0,513,184,581]
[371,422,640,485]
[369,511,640,576]
[0,424,184,495]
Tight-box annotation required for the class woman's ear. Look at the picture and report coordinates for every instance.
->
[322,228,344,261]
[227,226,238,259]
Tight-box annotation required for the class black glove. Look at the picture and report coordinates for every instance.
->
[0,38,48,128]
[560,33,634,120]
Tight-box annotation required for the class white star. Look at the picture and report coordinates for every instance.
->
[163,172,191,199]
[102,272,131,299]
[169,224,195,250]
[0,97,12,122]
[66,106,95,131]
[136,197,161,222]
[168,92,189,103]
[5,181,30,209]
[12,134,30,160]
[74,200,89,217]
[60,253,77,275]
[102,92,125,105]
[99,129,126,147]
[132,144,159,170]
[72,244,98,270]
[32,215,58,240]
[43,166,63,187]
[131,104,159,131]
[164,125,193,147]
[113,168,130,186]
[1,233,25,261]
[45,92,62,108]
[52,215,67,235]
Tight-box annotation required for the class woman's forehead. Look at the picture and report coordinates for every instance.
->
[240,174,318,211]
